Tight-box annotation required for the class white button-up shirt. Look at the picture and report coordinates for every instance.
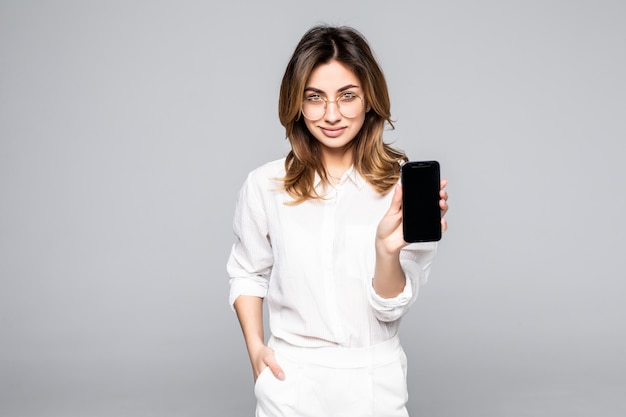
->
[227,158,437,348]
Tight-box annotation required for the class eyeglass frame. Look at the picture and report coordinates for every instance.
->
[299,92,365,121]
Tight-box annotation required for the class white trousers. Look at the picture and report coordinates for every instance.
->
[254,335,410,417]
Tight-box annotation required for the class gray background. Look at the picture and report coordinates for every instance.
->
[1,1,625,416]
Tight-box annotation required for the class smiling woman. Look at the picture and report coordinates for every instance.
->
[227,24,449,417]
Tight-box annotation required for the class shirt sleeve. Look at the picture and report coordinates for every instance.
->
[226,171,274,310]
[368,241,437,322]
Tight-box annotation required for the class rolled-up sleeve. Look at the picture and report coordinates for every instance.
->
[227,172,274,310]
[368,241,437,322]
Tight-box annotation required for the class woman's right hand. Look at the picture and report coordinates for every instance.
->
[233,295,285,382]
[251,344,285,382]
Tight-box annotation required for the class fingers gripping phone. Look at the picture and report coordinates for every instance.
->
[401,160,442,242]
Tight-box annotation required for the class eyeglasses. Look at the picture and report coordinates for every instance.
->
[301,92,365,121]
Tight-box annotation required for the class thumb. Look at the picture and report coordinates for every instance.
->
[389,183,403,213]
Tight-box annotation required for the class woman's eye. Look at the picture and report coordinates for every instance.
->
[340,92,357,101]
[306,94,323,102]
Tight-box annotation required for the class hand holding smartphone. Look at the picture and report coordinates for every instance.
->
[401,160,442,242]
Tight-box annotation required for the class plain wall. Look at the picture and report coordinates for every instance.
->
[1,1,625,416]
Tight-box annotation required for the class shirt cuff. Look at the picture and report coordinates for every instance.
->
[369,278,413,306]
[229,277,268,311]
[368,258,423,322]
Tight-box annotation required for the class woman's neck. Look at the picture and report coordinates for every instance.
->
[322,148,353,179]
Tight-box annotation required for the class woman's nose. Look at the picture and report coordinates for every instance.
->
[324,101,342,123]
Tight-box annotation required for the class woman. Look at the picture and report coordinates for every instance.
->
[227,24,449,417]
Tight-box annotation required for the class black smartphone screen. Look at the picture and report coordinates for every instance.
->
[401,161,441,242]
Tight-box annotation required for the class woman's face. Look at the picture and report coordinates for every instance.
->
[302,60,367,153]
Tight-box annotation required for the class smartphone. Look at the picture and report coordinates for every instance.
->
[401,160,442,242]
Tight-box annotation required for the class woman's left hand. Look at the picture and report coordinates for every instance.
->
[376,183,407,255]
[377,179,450,253]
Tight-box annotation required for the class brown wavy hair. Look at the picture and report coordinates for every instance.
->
[278,25,407,204]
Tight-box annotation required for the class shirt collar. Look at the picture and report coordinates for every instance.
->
[313,165,365,189]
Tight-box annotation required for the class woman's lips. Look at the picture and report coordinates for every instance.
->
[320,127,346,138]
